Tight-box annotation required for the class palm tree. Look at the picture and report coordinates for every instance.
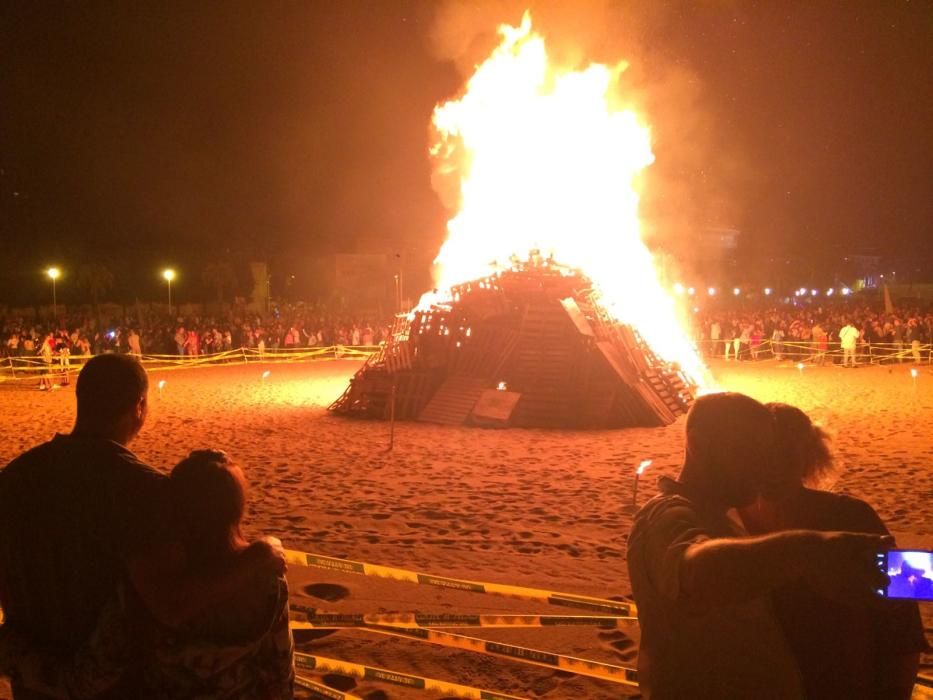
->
[202,262,237,304]
[76,262,114,321]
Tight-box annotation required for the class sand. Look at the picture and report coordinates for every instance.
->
[1,357,931,698]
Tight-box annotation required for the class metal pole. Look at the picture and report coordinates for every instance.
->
[388,376,398,451]
[621,472,638,515]
[52,278,57,320]
[167,279,172,316]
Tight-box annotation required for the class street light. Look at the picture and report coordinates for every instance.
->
[162,268,176,315]
[47,267,60,319]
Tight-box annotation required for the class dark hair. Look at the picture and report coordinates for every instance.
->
[683,392,775,507]
[76,354,148,424]
[171,450,247,568]
[766,403,834,488]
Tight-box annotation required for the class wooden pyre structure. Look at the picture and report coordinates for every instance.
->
[330,259,695,428]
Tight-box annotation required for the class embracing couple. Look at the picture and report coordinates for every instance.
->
[0,354,294,699]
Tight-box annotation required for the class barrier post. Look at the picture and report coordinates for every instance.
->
[387,375,398,452]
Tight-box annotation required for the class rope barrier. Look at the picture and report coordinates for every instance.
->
[4,338,928,380]
[289,608,631,630]
[0,345,379,380]
[3,337,929,379]
[696,338,933,365]
[295,675,363,700]
[283,549,635,617]
[294,651,527,700]
[343,623,639,686]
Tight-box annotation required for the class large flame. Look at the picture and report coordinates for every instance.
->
[425,13,704,384]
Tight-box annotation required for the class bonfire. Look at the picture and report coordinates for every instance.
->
[331,254,694,427]
[332,13,701,428]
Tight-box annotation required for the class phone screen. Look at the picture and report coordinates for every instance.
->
[876,550,933,601]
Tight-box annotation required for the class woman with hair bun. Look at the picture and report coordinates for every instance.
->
[738,403,925,700]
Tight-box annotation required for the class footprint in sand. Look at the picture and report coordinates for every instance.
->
[303,582,350,602]
[528,675,561,696]
[322,674,357,691]
[599,629,637,662]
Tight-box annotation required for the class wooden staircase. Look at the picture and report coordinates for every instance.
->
[418,376,488,425]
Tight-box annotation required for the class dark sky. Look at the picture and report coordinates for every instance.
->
[1,0,931,303]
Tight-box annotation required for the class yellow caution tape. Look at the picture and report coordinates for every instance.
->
[289,608,631,630]
[284,549,635,617]
[696,338,932,364]
[294,652,527,700]
[0,345,379,377]
[295,674,363,700]
[345,624,638,686]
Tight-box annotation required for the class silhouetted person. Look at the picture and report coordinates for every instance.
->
[627,392,889,699]
[0,354,282,699]
[887,561,933,601]
[739,403,925,699]
[1,451,294,698]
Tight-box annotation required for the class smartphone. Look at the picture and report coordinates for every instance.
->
[875,549,933,601]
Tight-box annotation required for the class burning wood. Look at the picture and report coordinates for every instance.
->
[331,257,694,428]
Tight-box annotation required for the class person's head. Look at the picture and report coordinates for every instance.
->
[763,403,833,496]
[171,450,247,567]
[680,392,774,509]
[74,354,148,444]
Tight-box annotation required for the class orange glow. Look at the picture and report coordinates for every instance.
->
[423,13,704,383]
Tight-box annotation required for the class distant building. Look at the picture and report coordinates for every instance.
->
[698,226,740,253]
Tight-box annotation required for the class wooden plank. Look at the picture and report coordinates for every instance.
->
[418,377,487,425]
[470,389,522,427]
[559,298,595,336]
[595,340,639,384]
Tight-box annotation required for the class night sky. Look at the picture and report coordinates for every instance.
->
[2,1,931,304]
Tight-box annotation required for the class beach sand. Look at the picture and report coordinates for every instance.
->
[1,357,931,698]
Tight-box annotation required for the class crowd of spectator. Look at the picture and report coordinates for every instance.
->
[1,304,393,361]
[5,298,933,368]
[693,302,933,363]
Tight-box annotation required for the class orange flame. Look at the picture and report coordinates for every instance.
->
[425,12,704,384]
